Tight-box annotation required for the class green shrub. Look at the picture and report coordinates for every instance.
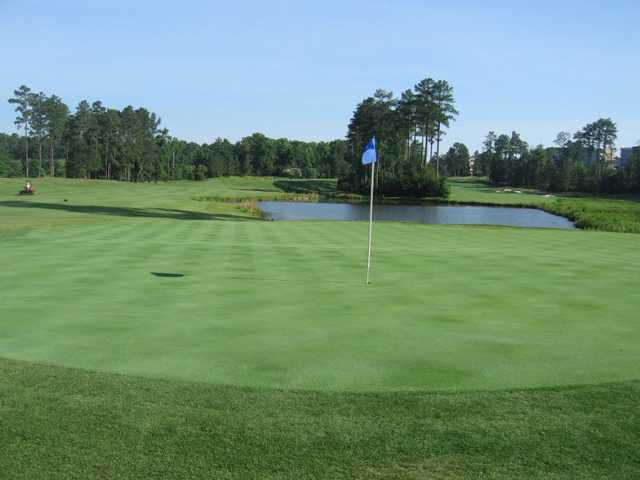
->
[281,167,303,178]
[339,165,449,198]
[194,165,208,181]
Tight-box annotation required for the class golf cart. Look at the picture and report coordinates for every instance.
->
[19,181,35,195]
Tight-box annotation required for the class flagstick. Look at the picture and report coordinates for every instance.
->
[366,160,375,284]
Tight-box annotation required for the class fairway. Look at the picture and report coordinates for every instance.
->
[1,178,639,393]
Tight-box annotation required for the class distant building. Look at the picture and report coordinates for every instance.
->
[546,146,615,168]
[604,146,615,169]
[619,147,637,169]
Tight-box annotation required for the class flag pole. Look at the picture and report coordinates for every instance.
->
[366,159,375,284]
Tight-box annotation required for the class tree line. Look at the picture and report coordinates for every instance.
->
[1,85,350,181]
[474,119,640,194]
[5,83,637,196]
[340,78,458,197]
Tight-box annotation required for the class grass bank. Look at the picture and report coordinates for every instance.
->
[2,357,639,479]
[446,177,640,233]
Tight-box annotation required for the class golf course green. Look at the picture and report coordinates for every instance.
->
[1,176,639,478]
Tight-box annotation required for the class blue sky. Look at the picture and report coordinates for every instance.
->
[0,0,638,152]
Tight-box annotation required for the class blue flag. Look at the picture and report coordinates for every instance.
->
[361,137,377,165]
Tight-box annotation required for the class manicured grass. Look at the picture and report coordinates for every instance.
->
[0,176,311,232]
[2,358,639,479]
[1,176,639,477]
[2,180,639,391]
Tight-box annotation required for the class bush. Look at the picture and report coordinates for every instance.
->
[383,168,449,198]
[339,165,449,198]
[194,165,208,181]
[180,165,195,180]
[1,158,24,177]
[281,167,303,178]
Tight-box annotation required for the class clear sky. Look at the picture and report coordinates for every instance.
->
[1,0,638,153]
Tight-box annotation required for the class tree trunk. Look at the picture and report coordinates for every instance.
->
[50,142,55,177]
[405,134,410,162]
[423,121,428,166]
[105,142,109,180]
[25,126,29,178]
[376,146,382,191]
[412,127,417,164]
[436,122,442,179]
[38,140,42,176]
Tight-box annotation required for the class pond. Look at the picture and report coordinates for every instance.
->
[259,201,575,229]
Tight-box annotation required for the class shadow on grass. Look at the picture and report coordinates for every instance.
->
[232,188,280,193]
[273,179,338,196]
[151,272,185,278]
[0,201,259,221]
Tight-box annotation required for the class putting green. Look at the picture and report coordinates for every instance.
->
[1,178,639,392]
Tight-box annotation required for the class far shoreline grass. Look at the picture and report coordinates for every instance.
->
[442,177,640,233]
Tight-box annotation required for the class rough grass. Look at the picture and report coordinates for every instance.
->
[1,176,639,478]
[2,357,639,480]
[446,177,640,233]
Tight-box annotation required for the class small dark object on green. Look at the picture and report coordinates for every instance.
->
[151,272,185,278]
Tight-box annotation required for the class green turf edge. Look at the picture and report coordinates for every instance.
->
[3,176,640,233]
[2,356,639,479]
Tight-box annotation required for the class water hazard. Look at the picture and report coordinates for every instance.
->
[259,201,575,229]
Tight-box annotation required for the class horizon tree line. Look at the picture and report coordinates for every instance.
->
[2,85,350,181]
[3,84,639,196]
[473,119,640,194]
